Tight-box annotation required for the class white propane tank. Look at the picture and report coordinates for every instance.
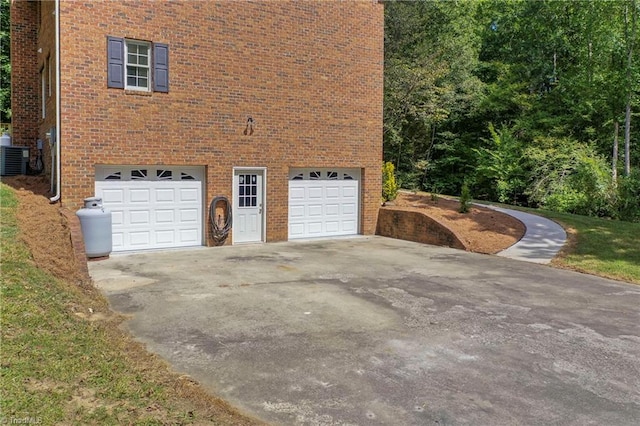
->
[76,197,112,258]
[0,132,11,147]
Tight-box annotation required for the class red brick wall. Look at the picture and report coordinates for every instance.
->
[376,207,468,251]
[37,0,57,175]
[49,0,382,243]
[10,0,57,175]
[9,0,39,153]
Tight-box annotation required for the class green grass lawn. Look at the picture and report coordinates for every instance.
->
[0,183,261,425]
[471,194,640,284]
[523,208,640,285]
[407,190,640,284]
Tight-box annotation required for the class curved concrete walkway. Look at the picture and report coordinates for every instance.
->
[481,205,567,264]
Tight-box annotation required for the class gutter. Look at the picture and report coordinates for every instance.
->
[49,0,61,203]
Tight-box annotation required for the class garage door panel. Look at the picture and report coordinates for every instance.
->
[289,205,305,218]
[308,187,323,198]
[179,228,199,243]
[112,232,124,248]
[289,223,305,237]
[129,210,150,225]
[155,230,175,244]
[101,188,124,204]
[325,221,340,232]
[130,188,151,203]
[179,209,198,223]
[290,187,306,200]
[342,203,356,215]
[342,220,357,232]
[326,186,340,198]
[129,231,151,246]
[155,188,175,202]
[288,175,359,240]
[111,210,124,225]
[155,209,175,223]
[308,204,323,216]
[325,204,340,216]
[95,168,202,252]
[308,222,323,234]
[342,186,357,198]
[179,188,199,202]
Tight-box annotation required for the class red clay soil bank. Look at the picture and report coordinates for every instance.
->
[377,192,525,254]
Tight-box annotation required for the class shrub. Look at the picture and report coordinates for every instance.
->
[543,187,588,214]
[617,171,640,222]
[382,161,399,202]
[525,137,616,217]
[459,182,471,213]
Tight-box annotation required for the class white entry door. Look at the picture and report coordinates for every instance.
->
[233,169,264,243]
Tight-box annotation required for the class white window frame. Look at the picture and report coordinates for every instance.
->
[125,40,151,92]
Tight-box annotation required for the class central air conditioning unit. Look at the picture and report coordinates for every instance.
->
[1,146,30,176]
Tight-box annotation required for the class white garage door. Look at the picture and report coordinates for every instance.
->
[95,166,203,252]
[288,168,360,239]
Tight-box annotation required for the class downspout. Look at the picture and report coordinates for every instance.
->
[49,0,61,203]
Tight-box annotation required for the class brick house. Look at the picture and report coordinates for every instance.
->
[10,0,383,251]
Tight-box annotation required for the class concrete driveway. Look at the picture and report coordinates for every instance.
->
[89,237,640,425]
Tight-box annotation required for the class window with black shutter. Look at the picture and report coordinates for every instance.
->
[107,36,169,93]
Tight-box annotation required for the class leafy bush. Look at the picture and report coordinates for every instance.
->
[382,161,399,202]
[543,187,588,214]
[616,171,640,222]
[524,137,616,217]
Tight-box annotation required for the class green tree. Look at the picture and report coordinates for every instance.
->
[384,0,484,190]
[472,124,525,204]
[383,0,639,220]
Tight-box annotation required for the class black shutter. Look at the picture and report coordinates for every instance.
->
[107,36,125,89]
[153,43,169,93]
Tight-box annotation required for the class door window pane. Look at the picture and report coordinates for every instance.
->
[237,174,258,208]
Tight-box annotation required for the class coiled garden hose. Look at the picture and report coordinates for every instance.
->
[209,196,232,246]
